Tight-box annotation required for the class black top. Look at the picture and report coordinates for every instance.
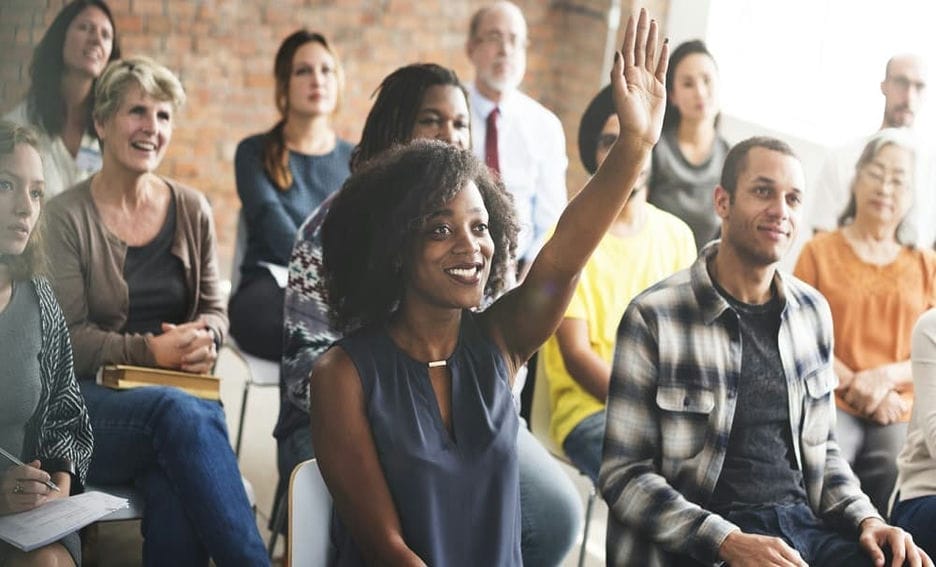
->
[123,193,188,335]
[708,283,809,513]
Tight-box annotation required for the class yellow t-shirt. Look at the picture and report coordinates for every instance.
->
[542,204,696,447]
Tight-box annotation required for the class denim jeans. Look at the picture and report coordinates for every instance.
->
[671,503,874,567]
[276,418,582,566]
[562,410,605,484]
[893,495,936,560]
[80,382,269,567]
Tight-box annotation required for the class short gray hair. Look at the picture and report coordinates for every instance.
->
[93,56,186,124]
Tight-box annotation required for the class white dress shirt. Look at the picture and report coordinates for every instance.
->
[4,101,102,198]
[468,84,568,263]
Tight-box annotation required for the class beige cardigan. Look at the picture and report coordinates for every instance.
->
[896,308,936,503]
[45,177,228,379]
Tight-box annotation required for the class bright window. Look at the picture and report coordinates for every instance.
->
[705,0,936,146]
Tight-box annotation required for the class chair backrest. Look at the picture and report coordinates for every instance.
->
[230,209,248,294]
[530,354,567,459]
[288,458,334,567]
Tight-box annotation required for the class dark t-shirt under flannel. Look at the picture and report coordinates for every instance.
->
[708,283,809,514]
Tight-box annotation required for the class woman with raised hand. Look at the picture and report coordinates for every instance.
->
[4,0,120,198]
[229,30,352,361]
[795,129,936,516]
[309,10,667,565]
[281,62,584,565]
[44,57,268,566]
[647,39,729,251]
[0,121,92,567]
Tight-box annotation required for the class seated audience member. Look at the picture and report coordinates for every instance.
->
[893,308,936,558]
[648,39,729,251]
[281,62,582,564]
[309,12,664,564]
[228,30,352,361]
[44,57,268,566]
[540,84,695,482]
[809,55,935,249]
[795,129,936,515]
[601,136,931,566]
[4,0,120,198]
[0,121,92,567]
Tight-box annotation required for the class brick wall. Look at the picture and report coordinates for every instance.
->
[0,0,668,278]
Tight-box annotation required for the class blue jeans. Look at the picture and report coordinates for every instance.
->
[562,410,605,484]
[80,382,269,567]
[893,495,936,560]
[276,419,582,566]
[672,503,873,566]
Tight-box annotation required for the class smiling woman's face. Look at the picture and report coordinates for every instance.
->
[96,82,174,174]
[62,5,114,79]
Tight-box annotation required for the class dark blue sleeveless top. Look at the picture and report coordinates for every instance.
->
[332,311,521,566]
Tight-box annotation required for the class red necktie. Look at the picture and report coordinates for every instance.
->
[485,107,500,175]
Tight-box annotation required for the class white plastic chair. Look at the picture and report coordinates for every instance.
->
[288,459,334,567]
[531,359,597,567]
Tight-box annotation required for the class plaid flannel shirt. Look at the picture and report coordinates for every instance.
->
[600,242,880,566]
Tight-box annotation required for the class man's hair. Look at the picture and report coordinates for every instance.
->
[720,136,797,198]
[349,63,466,172]
[93,56,186,125]
[26,0,122,137]
[0,121,45,280]
[468,1,525,40]
[321,140,519,332]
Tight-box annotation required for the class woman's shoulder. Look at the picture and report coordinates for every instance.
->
[236,132,268,154]
[46,178,93,218]
[164,178,210,208]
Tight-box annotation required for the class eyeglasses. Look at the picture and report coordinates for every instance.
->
[475,31,529,49]
[859,166,908,191]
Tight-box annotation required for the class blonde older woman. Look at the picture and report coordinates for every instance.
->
[44,57,268,566]
[795,128,936,516]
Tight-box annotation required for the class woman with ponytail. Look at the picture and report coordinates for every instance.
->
[229,30,352,361]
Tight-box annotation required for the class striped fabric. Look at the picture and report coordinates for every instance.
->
[599,242,880,566]
[21,277,93,486]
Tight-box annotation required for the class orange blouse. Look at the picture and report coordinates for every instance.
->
[794,230,936,421]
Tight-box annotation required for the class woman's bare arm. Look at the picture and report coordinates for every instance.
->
[310,347,426,566]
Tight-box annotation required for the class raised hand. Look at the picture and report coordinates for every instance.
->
[611,8,668,150]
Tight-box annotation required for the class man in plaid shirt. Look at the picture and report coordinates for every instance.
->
[600,137,931,567]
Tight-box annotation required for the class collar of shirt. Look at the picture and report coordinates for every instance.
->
[690,240,798,325]
[468,83,519,120]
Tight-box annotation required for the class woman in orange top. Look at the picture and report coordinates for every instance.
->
[795,128,936,515]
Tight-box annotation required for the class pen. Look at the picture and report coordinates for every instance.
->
[0,446,61,492]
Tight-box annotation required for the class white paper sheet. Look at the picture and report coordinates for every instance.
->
[0,491,128,552]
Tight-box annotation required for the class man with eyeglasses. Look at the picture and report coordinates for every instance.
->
[809,54,934,248]
[465,0,568,278]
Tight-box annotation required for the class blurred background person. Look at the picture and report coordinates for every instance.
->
[4,0,120,198]
[228,30,351,362]
[795,128,936,515]
[893,307,936,558]
[648,39,729,251]
[45,57,268,566]
[541,84,695,483]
